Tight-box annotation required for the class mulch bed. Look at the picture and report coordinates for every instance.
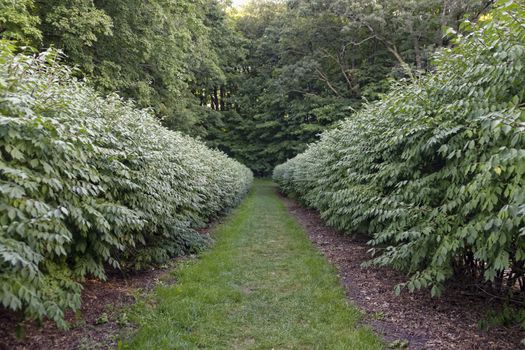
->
[0,225,220,350]
[0,262,181,350]
[280,192,524,350]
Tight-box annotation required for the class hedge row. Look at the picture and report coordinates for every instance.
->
[0,42,253,327]
[274,2,525,297]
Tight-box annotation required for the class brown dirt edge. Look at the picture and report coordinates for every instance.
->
[0,259,189,350]
[279,191,524,350]
[0,224,220,350]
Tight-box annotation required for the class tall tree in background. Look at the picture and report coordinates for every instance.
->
[0,0,42,44]
[206,0,492,175]
[0,0,493,175]
[0,0,239,135]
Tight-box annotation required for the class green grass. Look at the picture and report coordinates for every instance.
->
[126,180,382,349]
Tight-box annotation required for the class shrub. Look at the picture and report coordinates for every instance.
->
[274,1,525,297]
[0,42,252,327]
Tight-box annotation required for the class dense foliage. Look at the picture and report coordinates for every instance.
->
[211,0,491,174]
[274,1,525,297]
[0,0,242,136]
[0,0,491,175]
[0,43,252,327]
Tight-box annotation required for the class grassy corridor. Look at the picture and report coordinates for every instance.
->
[127,180,382,349]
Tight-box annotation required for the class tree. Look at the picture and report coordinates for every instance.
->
[0,0,41,44]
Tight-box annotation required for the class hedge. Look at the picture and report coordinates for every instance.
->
[274,1,525,298]
[0,42,253,327]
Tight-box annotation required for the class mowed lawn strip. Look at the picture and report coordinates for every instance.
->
[127,180,382,349]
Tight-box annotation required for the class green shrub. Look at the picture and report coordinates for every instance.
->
[0,42,252,327]
[274,0,525,297]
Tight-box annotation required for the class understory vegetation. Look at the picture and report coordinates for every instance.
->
[0,43,252,327]
[274,2,525,300]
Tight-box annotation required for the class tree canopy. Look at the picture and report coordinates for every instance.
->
[0,0,494,175]
[209,0,492,174]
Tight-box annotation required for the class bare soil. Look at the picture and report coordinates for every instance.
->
[280,193,524,350]
[0,262,183,350]
[0,224,219,350]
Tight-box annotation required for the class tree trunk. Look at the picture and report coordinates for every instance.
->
[213,87,219,111]
[210,88,216,110]
[436,0,448,47]
[413,35,423,70]
[199,89,205,106]
[220,86,225,111]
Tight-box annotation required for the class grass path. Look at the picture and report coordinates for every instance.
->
[127,180,382,349]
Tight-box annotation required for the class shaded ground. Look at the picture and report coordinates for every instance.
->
[0,214,219,350]
[280,192,524,350]
[127,180,381,349]
[0,263,181,350]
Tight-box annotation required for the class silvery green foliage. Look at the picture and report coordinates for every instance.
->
[274,1,525,297]
[0,42,252,327]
